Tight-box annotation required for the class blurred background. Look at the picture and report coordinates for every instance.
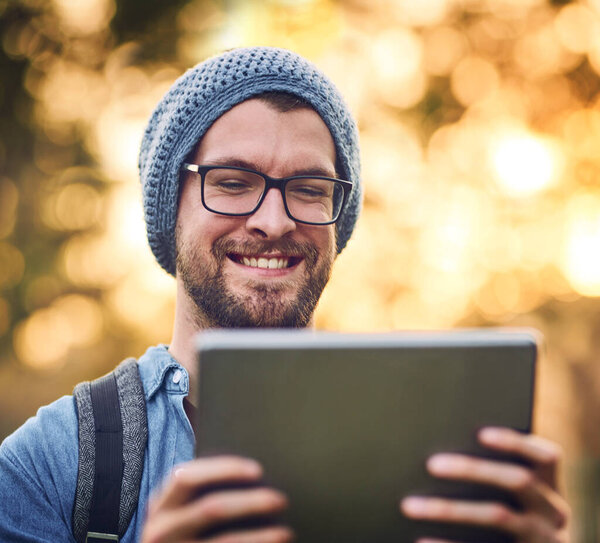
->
[1,0,599,539]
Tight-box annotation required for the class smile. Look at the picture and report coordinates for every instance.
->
[227,254,302,270]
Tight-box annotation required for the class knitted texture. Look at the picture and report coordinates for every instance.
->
[139,46,362,276]
[71,358,148,542]
[72,380,95,543]
[114,358,148,537]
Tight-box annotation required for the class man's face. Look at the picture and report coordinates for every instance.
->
[175,98,338,328]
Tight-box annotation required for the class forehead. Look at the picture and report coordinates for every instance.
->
[191,98,337,176]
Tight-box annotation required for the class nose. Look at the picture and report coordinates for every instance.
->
[245,187,296,240]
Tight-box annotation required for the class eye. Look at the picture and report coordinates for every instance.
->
[287,179,332,200]
[294,185,325,196]
[215,179,253,192]
[205,169,263,194]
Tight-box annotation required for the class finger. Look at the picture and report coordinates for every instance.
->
[155,487,289,541]
[478,427,562,488]
[401,496,518,529]
[402,496,528,534]
[426,454,568,528]
[401,497,560,541]
[155,456,264,511]
[194,487,289,534]
[203,526,295,543]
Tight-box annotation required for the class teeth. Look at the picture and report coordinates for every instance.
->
[240,256,289,269]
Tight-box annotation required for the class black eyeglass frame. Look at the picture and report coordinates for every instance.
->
[181,163,353,226]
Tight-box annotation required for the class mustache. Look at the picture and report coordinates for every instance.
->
[212,237,319,264]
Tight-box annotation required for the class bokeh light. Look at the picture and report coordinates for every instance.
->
[42,183,102,231]
[391,0,449,27]
[0,178,19,239]
[563,193,600,297]
[0,299,10,337]
[422,26,468,76]
[451,55,500,107]
[371,27,426,108]
[491,133,559,197]
[0,242,25,289]
[13,307,71,370]
[554,3,598,55]
[51,0,116,36]
[13,294,103,370]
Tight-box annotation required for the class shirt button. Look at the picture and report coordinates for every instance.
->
[172,369,183,384]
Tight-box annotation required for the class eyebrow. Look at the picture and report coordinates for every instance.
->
[203,157,339,179]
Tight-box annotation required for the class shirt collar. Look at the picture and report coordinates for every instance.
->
[137,344,189,399]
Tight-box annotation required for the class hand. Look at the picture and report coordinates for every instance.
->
[400,427,571,543]
[142,456,294,543]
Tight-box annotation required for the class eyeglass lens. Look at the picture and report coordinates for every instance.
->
[202,168,345,223]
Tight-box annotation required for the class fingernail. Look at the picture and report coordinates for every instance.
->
[479,427,503,443]
[273,491,290,507]
[243,459,263,475]
[426,454,454,473]
[401,497,429,516]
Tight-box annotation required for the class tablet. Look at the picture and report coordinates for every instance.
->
[195,329,538,543]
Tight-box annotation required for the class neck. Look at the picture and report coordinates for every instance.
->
[168,277,209,405]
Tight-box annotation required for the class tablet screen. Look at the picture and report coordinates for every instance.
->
[195,329,537,543]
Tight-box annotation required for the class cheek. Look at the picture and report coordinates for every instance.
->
[322,225,336,253]
[176,181,201,237]
[177,184,235,246]
[306,225,336,260]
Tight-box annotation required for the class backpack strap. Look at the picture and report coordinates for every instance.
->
[72,358,148,543]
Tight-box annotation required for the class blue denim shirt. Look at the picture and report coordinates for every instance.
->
[0,345,193,542]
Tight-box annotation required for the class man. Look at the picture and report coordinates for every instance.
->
[0,47,569,543]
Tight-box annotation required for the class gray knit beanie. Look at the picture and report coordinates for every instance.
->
[139,46,361,276]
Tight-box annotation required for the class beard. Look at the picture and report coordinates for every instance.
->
[175,230,335,329]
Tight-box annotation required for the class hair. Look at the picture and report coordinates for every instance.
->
[256,91,313,113]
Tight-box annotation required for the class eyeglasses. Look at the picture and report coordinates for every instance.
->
[181,164,353,225]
